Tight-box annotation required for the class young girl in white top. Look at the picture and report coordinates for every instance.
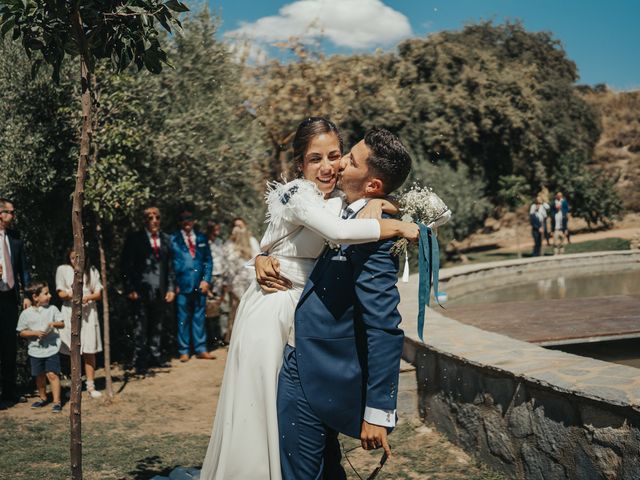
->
[55,247,103,398]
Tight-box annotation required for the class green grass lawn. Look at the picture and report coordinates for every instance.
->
[459,237,630,266]
[339,418,505,480]
[0,413,505,480]
[0,416,209,480]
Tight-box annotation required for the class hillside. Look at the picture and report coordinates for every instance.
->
[579,87,640,211]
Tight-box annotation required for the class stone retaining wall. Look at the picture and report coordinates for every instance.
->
[404,339,640,480]
[398,251,640,479]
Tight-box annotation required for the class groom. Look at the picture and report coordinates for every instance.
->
[257,128,412,479]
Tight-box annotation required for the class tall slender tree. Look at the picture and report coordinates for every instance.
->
[0,1,187,477]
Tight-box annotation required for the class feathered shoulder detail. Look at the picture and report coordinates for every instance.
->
[264,178,325,224]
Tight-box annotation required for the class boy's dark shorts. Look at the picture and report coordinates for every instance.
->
[30,353,61,377]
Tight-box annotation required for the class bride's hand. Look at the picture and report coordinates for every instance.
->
[357,197,400,219]
[400,222,419,242]
[255,255,292,293]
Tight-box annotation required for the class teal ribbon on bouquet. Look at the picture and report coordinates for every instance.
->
[417,224,441,342]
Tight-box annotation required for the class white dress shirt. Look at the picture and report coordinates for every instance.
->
[0,229,13,292]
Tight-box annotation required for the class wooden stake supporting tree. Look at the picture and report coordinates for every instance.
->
[0,1,187,478]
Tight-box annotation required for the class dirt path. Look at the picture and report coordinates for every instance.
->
[2,350,503,479]
[5,351,227,437]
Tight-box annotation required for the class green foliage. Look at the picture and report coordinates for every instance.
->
[395,21,601,195]
[0,37,77,279]
[551,155,622,228]
[0,0,188,80]
[149,10,265,226]
[243,44,403,179]
[497,175,529,210]
[411,161,492,241]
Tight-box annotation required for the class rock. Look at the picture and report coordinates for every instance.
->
[483,217,501,232]
[521,442,566,480]
[508,403,534,438]
[593,445,621,480]
[484,415,516,463]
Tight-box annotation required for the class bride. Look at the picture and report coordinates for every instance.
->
[200,117,418,479]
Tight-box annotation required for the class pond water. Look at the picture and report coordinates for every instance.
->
[446,268,640,369]
[447,269,640,307]
[549,338,640,369]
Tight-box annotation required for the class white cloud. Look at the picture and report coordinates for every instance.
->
[225,0,413,50]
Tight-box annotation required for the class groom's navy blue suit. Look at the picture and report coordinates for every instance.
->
[278,212,404,479]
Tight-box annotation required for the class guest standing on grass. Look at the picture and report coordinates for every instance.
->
[56,247,103,397]
[171,208,214,362]
[221,224,255,343]
[0,198,30,406]
[16,281,64,413]
[553,191,571,243]
[122,207,176,375]
[231,217,261,257]
[206,220,229,348]
[529,197,545,257]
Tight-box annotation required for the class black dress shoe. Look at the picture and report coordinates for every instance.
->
[1,394,27,404]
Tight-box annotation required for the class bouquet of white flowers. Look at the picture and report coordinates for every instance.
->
[392,184,451,272]
[393,184,451,341]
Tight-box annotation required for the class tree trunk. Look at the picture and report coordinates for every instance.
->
[70,9,92,480]
[96,222,113,400]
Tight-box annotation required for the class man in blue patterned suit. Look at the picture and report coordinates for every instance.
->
[171,208,214,362]
[257,129,412,479]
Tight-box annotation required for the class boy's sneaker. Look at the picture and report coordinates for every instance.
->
[51,403,62,413]
[88,389,102,399]
[31,399,48,409]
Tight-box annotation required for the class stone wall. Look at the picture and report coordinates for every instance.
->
[397,252,640,480]
[407,341,640,479]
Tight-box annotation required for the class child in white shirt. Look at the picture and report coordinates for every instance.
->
[16,281,65,413]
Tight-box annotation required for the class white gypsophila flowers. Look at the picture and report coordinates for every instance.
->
[392,184,450,257]
[400,184,449,226]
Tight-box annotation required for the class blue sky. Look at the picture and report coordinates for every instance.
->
[203,0,639,90]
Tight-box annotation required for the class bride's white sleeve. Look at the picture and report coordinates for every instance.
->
[266,179,381,245]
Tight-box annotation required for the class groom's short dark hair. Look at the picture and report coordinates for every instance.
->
[364,128,411,194]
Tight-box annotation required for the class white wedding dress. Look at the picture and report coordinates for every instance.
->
[200,179,381,480]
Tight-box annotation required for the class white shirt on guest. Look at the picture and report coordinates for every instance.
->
[0,229,12,292]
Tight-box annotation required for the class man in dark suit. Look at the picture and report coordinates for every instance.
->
[258,129,414,479]
[530,197,544,257]
[121,206,176,375]
[171,209,214,362]
[0,198,31,404]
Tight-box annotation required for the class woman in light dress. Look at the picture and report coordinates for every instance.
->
[223,224,257,342]
[55,247,103,398]
[200,118,418,479]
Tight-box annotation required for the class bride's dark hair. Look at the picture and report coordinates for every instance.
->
[292,117,343,177]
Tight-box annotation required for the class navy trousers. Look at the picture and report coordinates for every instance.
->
[278,345,347,480]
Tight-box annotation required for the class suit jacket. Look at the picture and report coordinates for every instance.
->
[171,230,213,294]
[121,230,175,297]
[294,215,404,439]
[4,229,30,304]
[529,212,542,230]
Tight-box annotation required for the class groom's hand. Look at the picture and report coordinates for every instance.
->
[361,420,392,457]
[255,255,292,293]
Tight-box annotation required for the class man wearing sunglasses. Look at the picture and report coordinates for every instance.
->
[121,206,176,376]
[0,198,31,405]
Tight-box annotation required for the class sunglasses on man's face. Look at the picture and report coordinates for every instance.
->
[146,214,160,220]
